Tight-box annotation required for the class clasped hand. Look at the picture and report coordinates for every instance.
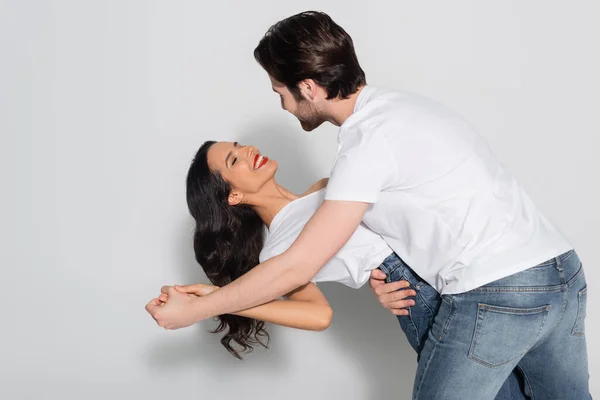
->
[145,284,219,330]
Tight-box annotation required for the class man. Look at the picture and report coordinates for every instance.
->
[147,11,590,399]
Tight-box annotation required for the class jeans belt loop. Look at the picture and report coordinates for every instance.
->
[555,255,564,272]
[555,254,567,284]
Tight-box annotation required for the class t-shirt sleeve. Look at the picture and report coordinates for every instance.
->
[325,128,397,203]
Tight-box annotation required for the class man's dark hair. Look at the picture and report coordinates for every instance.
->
[254,11,366,100]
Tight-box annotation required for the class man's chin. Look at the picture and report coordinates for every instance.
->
[300,123,313,132]
[300,120,323,132]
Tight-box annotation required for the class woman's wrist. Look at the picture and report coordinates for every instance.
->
[190,294,220,323]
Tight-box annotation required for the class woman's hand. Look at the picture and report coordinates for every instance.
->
[145,285,205,330]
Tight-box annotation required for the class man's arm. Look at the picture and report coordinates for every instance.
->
[162,282,333,331]
[189,200,369,322]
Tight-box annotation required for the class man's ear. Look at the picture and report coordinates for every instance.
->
[228,191,243,206]
[298,79,319,101]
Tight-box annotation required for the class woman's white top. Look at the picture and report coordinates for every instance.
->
[259,189,392,289]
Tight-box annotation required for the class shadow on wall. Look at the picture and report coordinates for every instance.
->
[143,122,417,399]
[319,282,417,400]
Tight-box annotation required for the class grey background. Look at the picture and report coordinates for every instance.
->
[1,1,597,399]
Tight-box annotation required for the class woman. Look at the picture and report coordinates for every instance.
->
[160,140,412,355]
[153,140,527,399]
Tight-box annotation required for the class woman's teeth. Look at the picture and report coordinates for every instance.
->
[254,155,264,169]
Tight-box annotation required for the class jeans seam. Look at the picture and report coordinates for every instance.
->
[413,339,439,400]
[469,285,564,293]
[416,290,435,317]
[534,285,570,348]
[477,304,552,315]
[516,364,535,400]
[398,273,423,349]
[533,249,574,268]
[469,252,580,294]
[406,307,420,348]
[398,267,435,316]
[415,297,456,399]
[571,286,587,337]
[566,263,584,287]
[440,296,456,341]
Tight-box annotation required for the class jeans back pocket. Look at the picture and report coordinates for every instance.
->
[468,303,551,368]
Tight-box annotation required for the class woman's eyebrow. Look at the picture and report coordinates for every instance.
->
[225,142,239,167]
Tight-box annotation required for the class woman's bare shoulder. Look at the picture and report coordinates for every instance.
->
[302,177,329,196]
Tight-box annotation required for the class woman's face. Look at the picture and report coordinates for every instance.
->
[207,141,278,205]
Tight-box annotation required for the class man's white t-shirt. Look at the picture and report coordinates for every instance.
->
[259,189,393,289]
[325,85,572,294]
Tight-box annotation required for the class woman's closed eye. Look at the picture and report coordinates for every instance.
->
[231,142,243,166]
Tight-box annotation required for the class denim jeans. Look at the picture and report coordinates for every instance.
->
[381,250,591,399]
[379,253,528,400]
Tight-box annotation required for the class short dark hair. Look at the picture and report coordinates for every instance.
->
[254,11,366,100]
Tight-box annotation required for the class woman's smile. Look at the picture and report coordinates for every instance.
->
[254,154,269,170]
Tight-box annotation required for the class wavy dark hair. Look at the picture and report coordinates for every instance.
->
[186,141,269,359]
[254,11,366,100]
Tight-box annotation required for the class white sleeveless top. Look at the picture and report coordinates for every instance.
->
[259,189,393,289]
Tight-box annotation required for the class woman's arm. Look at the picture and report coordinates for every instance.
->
[171,282,333,331]
[235,282,332,331]
[148,200,369,329]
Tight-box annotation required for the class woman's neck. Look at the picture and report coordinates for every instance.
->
[248,184,300,229]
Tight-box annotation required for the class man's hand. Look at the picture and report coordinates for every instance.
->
[369,269,416,316]
[157,283,220,303]
[145,286,202,330]
[152,200,368,320]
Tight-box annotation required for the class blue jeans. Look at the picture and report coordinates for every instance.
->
[381,250,591,399]
[379,253,528,400]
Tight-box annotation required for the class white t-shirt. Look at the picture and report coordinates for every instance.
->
[259,189,393,289]
[325,85,572,295]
